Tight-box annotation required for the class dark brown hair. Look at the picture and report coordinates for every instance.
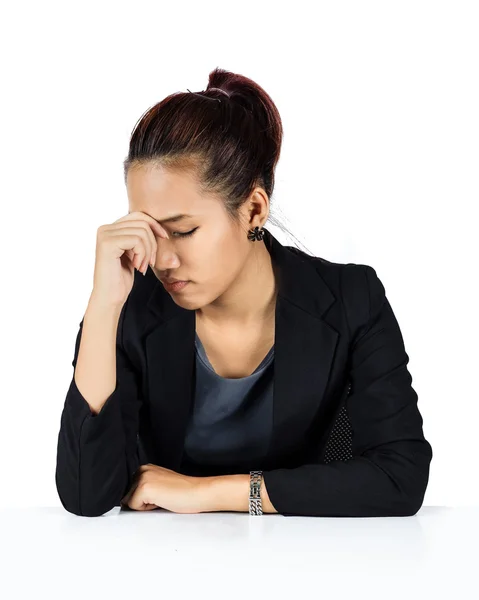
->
[123,67,309,251]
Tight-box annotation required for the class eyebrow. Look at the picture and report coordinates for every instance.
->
[128,211,194,224]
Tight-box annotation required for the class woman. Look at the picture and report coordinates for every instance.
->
[55,67,433,518]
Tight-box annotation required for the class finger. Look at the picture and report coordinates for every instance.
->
[103,231,145,271]
[120,473,141,507]
[114,212,169,241]
[132,222,156,269]
[108,223,156,271]
[123,248,147,270]
[140,503,158,511]
[120,487,134,507]
[127,485,148,511]
[124,249,135,265]
[120,493,135,509]
[113,219,159,269]
[108,228,152,273]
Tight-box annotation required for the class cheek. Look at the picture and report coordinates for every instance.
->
[204,243,232,275]
[192,232,241,283]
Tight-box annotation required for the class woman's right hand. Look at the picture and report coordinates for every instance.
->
[90,211,169,308]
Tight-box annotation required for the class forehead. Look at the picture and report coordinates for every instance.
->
[127,164,200,207]
[126,164,220,221]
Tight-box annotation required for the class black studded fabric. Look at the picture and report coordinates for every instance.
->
[322,403,354,463]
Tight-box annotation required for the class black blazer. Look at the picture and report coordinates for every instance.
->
[55,227,433,517]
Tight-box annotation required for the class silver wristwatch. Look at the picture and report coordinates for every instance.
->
[249,470,263,515]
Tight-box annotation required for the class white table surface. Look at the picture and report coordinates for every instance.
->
[0,506,477,600]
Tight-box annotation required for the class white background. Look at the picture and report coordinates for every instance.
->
[0,0,477,508]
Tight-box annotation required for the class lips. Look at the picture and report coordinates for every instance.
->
[161,278,188,284]
[162,279,190,292]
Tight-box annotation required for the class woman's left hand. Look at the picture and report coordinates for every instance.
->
[120,463,206,513]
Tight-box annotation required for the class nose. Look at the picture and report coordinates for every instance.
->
[153,243,180,272]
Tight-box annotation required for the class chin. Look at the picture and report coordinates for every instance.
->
[169,287,217,312]
[166,286,199,308]
[171,296,204,310]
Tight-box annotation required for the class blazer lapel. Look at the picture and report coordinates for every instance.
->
[143,227,340,472]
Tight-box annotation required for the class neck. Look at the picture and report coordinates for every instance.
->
[196,241,277,328]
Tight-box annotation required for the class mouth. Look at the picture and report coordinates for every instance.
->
[161,277,187,283]
[161,280,190,292]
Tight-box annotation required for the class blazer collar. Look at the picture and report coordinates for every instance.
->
[142,227,340,472]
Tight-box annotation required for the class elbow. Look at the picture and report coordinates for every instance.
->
[368,438,433,517]
[399,486,428,517]
[404,499,424,517]
[406,439,433,515]
[78,503,118,518]
[55,469,121,517]
[397,484,428,517]
[403,468,431,516]
[58,492,118,517]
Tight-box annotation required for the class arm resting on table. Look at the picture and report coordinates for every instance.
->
[55,296,142,517]
[263,265,433,517]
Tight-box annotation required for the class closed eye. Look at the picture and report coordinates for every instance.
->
[172,227,198,238]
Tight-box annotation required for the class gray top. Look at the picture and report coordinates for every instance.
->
[180,332,274,476]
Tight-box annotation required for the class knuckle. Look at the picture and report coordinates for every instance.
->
[138,480,150,492]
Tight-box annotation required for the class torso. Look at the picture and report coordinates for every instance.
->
[195,311,276,379]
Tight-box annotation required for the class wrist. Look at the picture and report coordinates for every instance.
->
[198,474,250,513]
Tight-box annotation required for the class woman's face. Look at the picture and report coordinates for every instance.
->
[126,164,255,310]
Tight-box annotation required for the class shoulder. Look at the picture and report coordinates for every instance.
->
[285,245,386,333]
[286,245,383,298]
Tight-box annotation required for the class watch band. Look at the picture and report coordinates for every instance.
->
[249,470,263,515]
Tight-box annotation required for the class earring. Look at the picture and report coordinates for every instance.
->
[247,226,265,242]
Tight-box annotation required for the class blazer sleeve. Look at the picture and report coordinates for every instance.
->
[55,298,142,517]
[262,265,433,517]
